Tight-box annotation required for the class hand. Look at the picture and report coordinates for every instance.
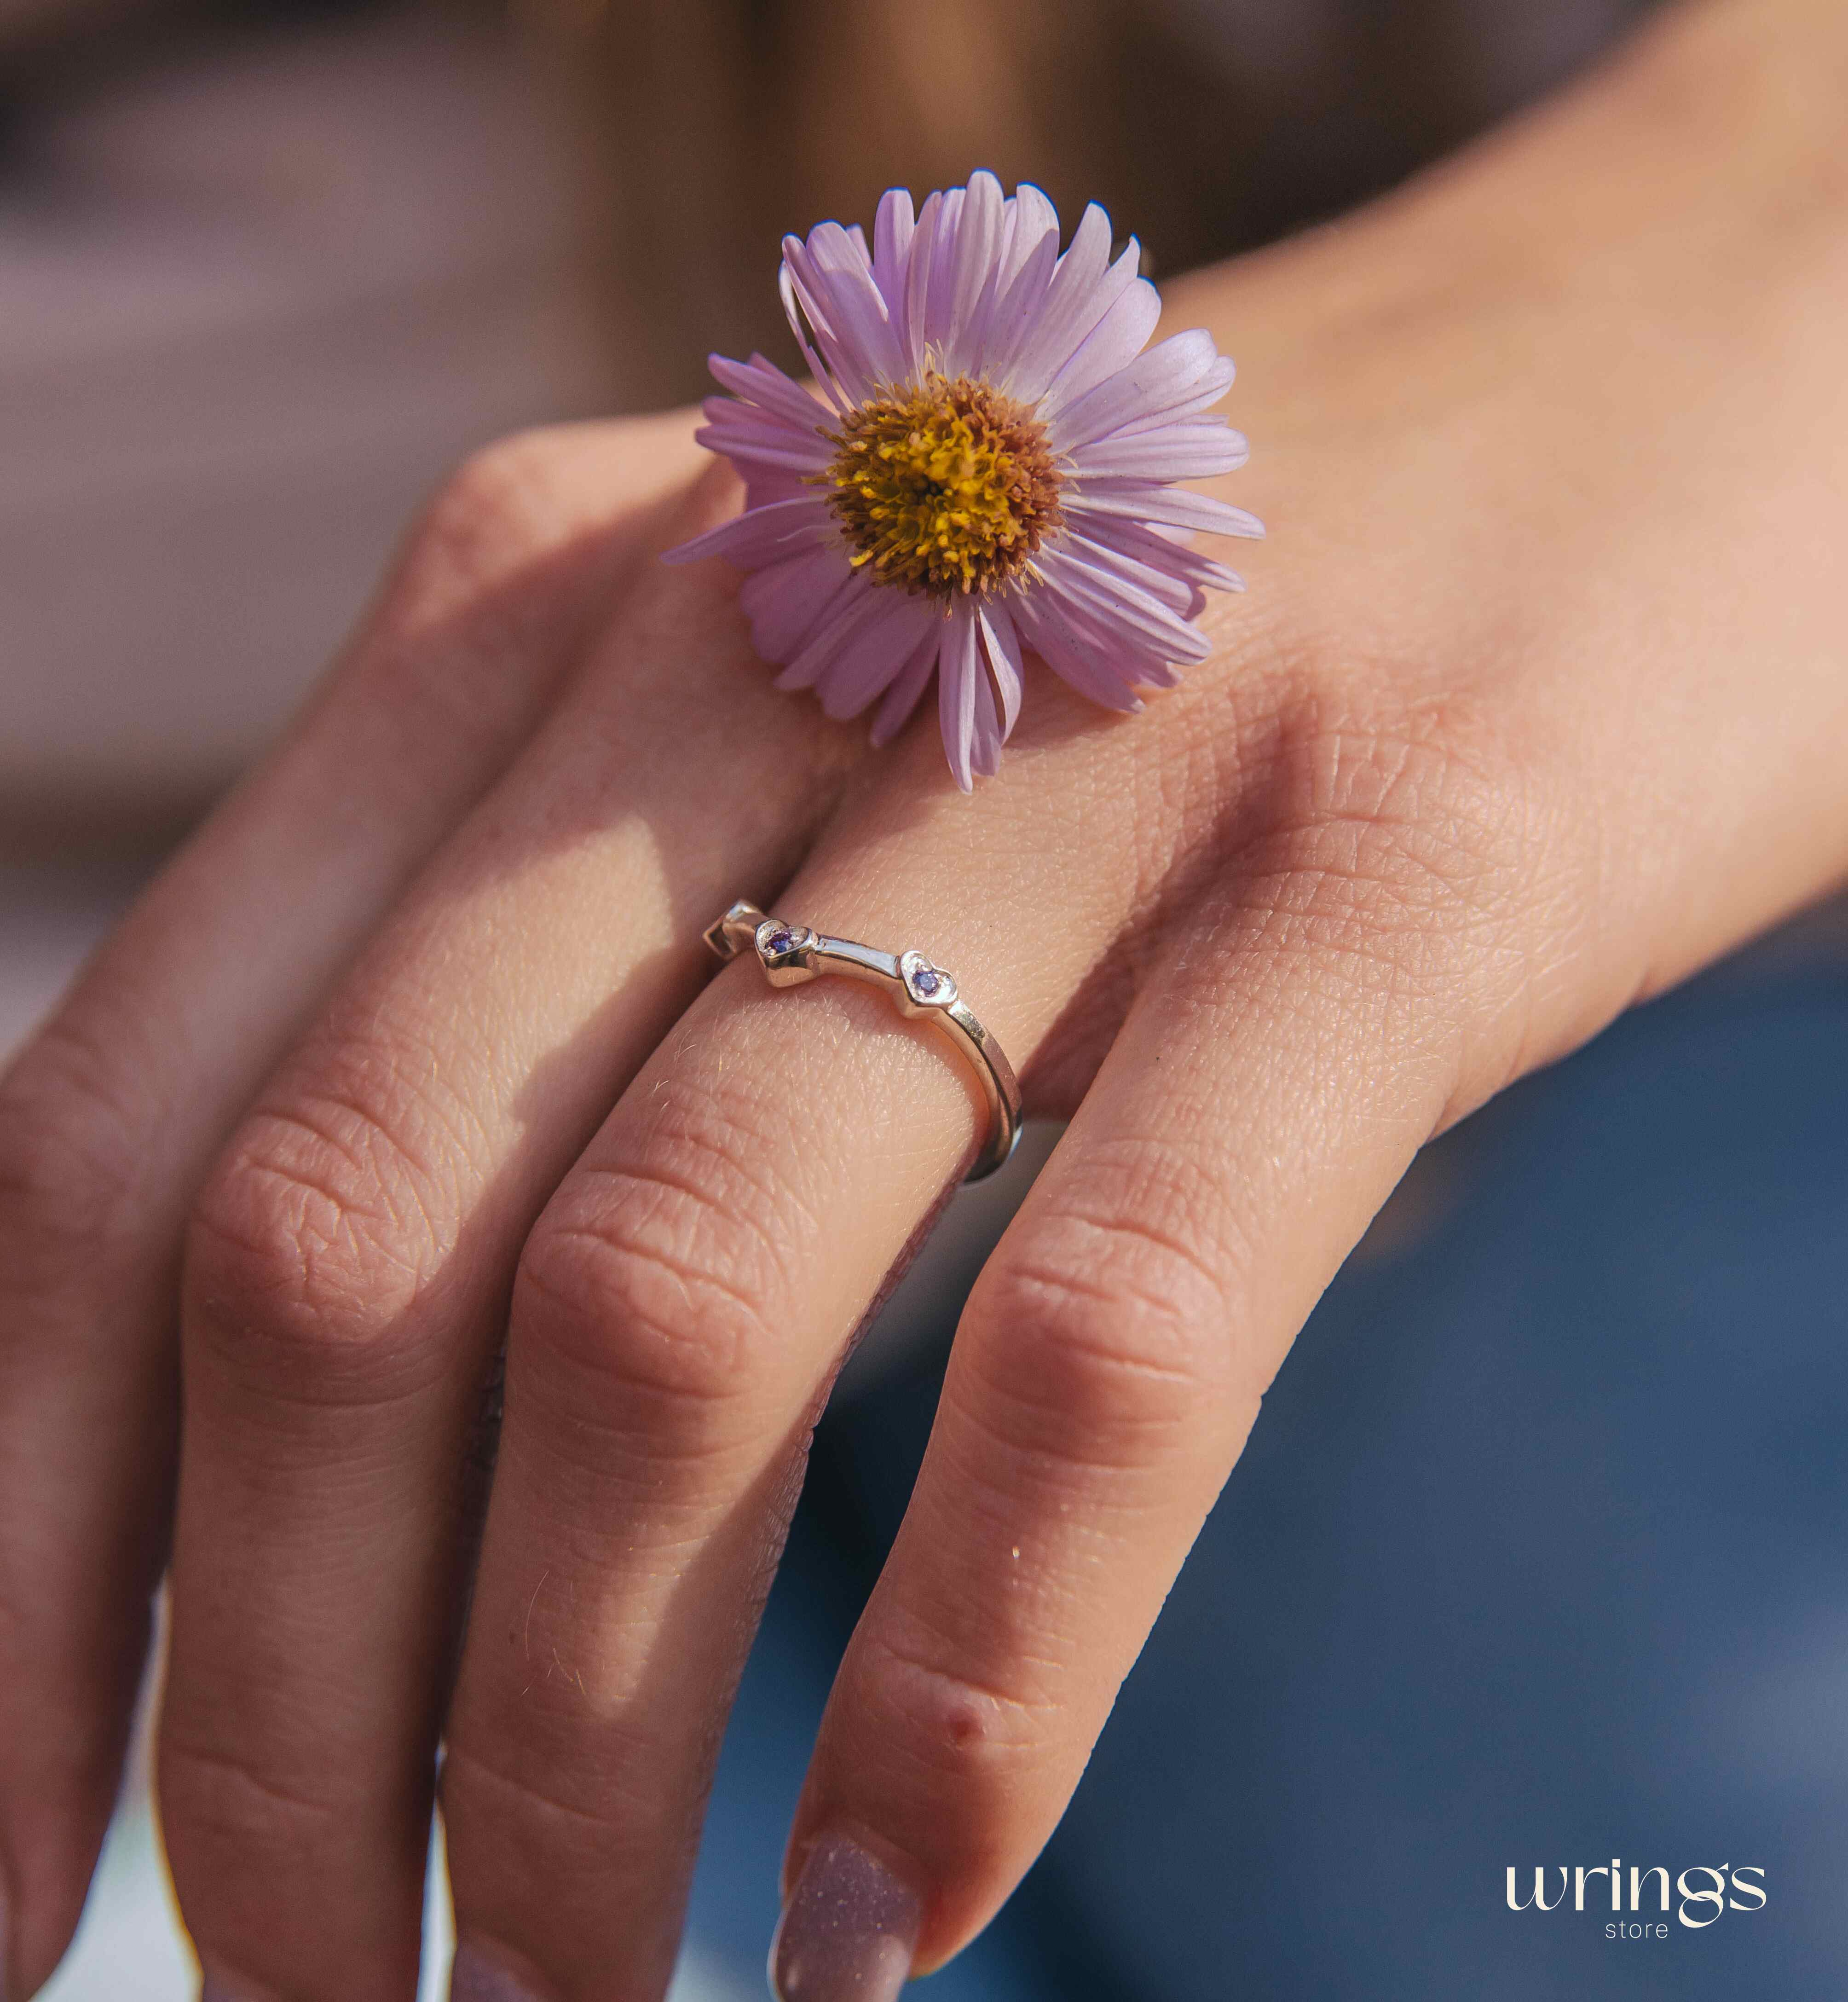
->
[2,1,1844,1996]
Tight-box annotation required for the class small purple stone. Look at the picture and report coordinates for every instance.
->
[764,927,798,955]
[912,966,942,997]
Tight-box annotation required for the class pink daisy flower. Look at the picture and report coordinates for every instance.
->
[663,171,1262,790]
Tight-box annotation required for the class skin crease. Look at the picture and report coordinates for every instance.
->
[0,0,1845,1994]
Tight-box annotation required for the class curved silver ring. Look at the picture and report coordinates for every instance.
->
[702,899,1023,1182]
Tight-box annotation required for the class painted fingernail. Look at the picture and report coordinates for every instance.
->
[769,1831,924,2002]
[449,1941,545,2002]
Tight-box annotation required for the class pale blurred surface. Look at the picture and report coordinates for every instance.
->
[1,2,613,812]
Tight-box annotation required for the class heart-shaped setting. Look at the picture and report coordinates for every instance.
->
[900,950,958,1008]
[756,919,814,964]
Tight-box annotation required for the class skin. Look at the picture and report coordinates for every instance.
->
[1,0,1845,1993]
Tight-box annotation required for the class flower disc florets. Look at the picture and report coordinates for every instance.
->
[823,373,1063,598]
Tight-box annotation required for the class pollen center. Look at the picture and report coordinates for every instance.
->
[822,374,1063,598]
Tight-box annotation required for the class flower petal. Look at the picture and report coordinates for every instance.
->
[1103,367,1238,440]
[1061,529,1199,616]
[1040,585,1185,688]
[1004,209,1139,402]
[789,222,909,390]
[660,495,833,571]
[742,472,816,511]
[737,544,858,661]
[977,599,1024,739]
[937,599,982,791]
[1042,572,1185,679]
[999,183,1059,292]
[871,187,916,317]
[1063,512,1245,596]
[696,405,831,477]
[965,183,1052,380]
[781,229,892,403]
[1009,588,1145,712]
[974,224,1060,392]
[1068,480,1266,539]
[920,185,966,361]
[1036,276,1164,420]
[869,621,944,746]
[940,170,1005,378]
[901,188,944,377]
[1068,421,1251,480]
[707,352,832,433]
[775,569,894,690]
[779,259,850,416]
[968,650,1005,779]
[1044,329,1230,449]
[1034,542,1213,662]
[814,589,939,719]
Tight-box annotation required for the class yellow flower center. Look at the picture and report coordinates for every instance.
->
[821,374,1063,599]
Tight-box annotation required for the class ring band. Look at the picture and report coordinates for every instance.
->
[702,900,1024,1182]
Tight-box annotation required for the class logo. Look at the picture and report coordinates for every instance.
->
[1506,1862,1766,1937]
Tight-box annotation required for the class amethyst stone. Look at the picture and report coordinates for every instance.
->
[764,927,798,955]
[912,966,943,997]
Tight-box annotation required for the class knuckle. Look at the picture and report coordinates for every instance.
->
[410,430,568,591]
[1241,678,1600,1103]
[442,1736,652,1854]
[856,1620,1051,1785]
[185,1075,453,1396]
[512,1161,789,1441]
[0,1019,150,1282]
[1162,674,1585,1101]
[159,1729,342,1845]
[514,1091,798,1442]
[1262,692,1543,975]
[439,1737,690,1985]
[967,1192,1247,1474]
[159,1721,422,1997]
[156,1729,350,1955]
[354,427,605,722]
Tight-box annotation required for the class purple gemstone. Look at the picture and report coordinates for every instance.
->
[912,966,942,997]
[764,927,798,955]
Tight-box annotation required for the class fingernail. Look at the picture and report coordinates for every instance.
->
[449,1941,545,2002]
[769,1831,924,2002]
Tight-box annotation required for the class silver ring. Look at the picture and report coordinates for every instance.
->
[702,900,1024,1182]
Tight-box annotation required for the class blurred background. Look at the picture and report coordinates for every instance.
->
[6,0,1847,1996]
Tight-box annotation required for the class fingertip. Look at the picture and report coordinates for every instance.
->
[768,1831,924,2002]
[449,1939,547,2002]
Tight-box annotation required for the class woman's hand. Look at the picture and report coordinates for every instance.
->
[3,1,1845,1996]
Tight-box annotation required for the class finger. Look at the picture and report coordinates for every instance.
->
[159,491,865,2000]
[774,862,1489,1983]
[431,651,1265,2002]
[0,414,697,2000]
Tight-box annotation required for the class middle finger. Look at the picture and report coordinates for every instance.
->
[437,632,1282,2000]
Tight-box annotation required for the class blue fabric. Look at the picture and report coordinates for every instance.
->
[686,940,1848,1996]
